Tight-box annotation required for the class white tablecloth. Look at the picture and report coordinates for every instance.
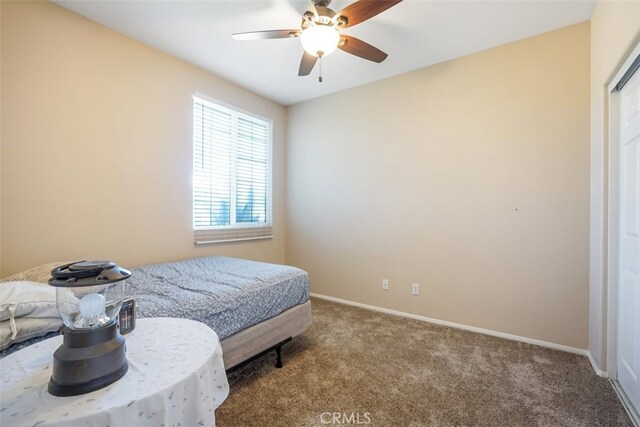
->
[0,318,229,427]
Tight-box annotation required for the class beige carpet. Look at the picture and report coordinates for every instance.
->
[217,298,632,426]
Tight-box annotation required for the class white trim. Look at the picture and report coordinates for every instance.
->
[311,293,587,356]
[192,91,274,126]
[606,86,622,379]
[588,351,608,377]
[194,235,273,245]
[608,42,640,93]
[606,38,640,379]
[195,221,273,231]
[612,380,640,426]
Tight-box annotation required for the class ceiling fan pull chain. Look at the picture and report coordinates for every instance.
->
[319,55,323,83]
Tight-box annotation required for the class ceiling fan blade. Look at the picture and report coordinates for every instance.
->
[232,29,300,41]
[298,51,318,76]
[339,35,388,63]
[336,0,403,28]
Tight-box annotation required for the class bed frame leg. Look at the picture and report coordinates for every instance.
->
[275,345,283,368]
[225,337,293,374]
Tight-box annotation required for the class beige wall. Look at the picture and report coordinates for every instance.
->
[286,23,591,349]
[0,0,3,277]
[2,0,629,356]
[589,0,640,371]
[0,1,286,276]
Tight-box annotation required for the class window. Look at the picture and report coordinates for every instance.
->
[193,94,272,244]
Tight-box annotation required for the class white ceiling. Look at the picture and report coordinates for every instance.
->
[54,0,596,106]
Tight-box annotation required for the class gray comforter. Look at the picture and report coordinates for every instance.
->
[0,257,310,358]
[126,256,310,340]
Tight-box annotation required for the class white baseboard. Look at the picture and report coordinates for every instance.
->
[586,351,608,377]
[310,293,588,356]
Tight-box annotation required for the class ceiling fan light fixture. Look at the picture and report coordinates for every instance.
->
[300,25,340,57]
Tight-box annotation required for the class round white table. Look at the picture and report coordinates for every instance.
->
[0,318,229,427]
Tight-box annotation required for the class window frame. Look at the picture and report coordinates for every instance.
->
[192,92,273,244]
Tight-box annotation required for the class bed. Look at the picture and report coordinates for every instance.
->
[0,257,312,370]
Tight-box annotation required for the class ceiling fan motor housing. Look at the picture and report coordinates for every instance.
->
[312,0,332,7]
[302,6,338,30]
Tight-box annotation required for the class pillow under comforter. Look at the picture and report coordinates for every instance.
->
[0,281,62,350]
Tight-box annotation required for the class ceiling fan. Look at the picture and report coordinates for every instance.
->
[232,0,404,81]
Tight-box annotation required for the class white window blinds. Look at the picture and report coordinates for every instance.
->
[193,95,272,244]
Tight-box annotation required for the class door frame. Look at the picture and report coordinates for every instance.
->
[606,40,640,425]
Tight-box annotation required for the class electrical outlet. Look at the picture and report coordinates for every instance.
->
[412,283,420,296]
[382,279,389,290]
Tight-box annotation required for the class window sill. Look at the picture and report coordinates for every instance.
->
[194,235,273,245]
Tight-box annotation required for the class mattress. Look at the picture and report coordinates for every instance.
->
[127,256,310,340]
